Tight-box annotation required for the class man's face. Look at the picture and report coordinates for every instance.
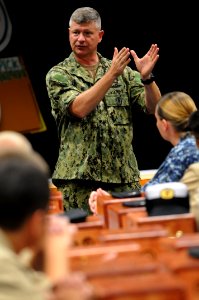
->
[69,21,104,58]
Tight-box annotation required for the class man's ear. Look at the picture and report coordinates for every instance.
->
[98,30,104,43]
[26,210,46,247]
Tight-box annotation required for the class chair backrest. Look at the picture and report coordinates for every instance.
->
[98,226,168,247]
[97,193,146,227]
[125,212,197,238]
[107,202,146,229]
[88,271,187,299]
[48,189,64,214]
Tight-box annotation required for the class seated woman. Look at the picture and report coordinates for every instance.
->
[181,110,199,230]
[89,91,199,215]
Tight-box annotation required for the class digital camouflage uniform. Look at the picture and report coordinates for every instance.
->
[142,133,199,191]
[46,52,147,212]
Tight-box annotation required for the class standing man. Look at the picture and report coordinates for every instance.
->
[46,7,161,212]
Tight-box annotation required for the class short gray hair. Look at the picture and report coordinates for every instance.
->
[69,7,101,30]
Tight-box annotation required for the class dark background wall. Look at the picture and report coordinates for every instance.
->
[2,0,199,175]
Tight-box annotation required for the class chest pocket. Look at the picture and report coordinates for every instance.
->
[105,96,130,125]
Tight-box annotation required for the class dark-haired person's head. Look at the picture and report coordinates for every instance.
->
[0,153,50,230]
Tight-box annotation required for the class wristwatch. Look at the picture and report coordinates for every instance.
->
[141,73,155,85]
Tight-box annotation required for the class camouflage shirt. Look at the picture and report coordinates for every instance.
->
[46,52,147,184]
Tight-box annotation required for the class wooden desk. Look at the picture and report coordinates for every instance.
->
[88,271,187,299]
[174,233,199,249]
[97,194,145,228]
[107,202,146,229]
[157,250,199,300]
[98,226,168,249]
[124,212,197,238]
[73,215,105,246]
[70,248,161,279]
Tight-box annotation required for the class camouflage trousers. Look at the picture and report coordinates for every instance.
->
[52,179,141,214]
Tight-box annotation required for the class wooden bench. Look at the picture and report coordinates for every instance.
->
[124,212,197,238]
[97,193,146,228]
[73,215,105,246]
[107,201,146,229]
[174,233,199,249]
[70,230,199,299]
[98,226,168,249]
[88,271,188,299]
[76,214,105,229]
[157,249,199,300]
[73,225,169,249]
[70,247,161,279]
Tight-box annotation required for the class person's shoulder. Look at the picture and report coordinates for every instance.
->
[46,59,73,83]
[181,162,199,184]
[186,135,199,153]
[47,53,74,72]
[181,133,197,146]
[188,162,199,172]
[47,59,68,73]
